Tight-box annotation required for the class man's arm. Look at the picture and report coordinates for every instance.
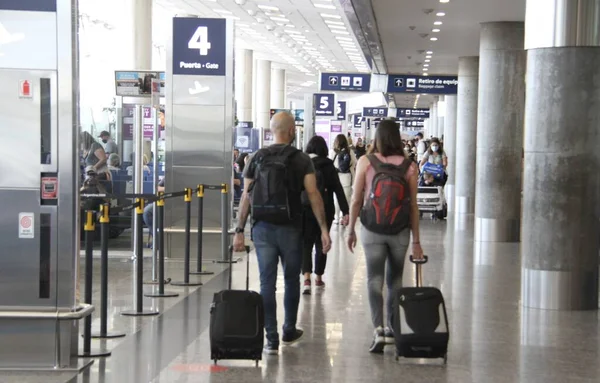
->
[236,178,253,229]
[304,173,328,232]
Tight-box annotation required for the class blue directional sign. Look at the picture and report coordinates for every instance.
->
[173,18,227,76]
[352,114,362,127]
[405,120,425,128]
[320,72,371,92]
[314,93,335,117]
[397,108,430,118]
[363,107,388,117]
[0,0,56,11]
[336,101,347,121]
[387,75,458,94]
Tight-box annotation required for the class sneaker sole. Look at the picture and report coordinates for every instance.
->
[384,337,395,345]
[264,349,279,355]
[282,335,304,345]
[369,337,385,353]
[302,288,311,295]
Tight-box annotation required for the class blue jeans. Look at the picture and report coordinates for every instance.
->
[143,203,153,231]
[252,221,303,346]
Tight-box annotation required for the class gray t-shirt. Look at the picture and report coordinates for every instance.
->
[104,140,118,154]
[422,150,447,165]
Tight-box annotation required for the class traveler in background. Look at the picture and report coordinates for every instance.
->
[234,112,331,355]
[346,120,424,353]
[127,154,152,175]
[98,131,118,155]
[107,154,121,171]
[302,136,349,295]
[354,137,367,160]
[415,132,427,162]
[332,134,354,224]
[143,177,165,247]
[234,153,249,202]
[81,131,109,181]
[419,138,448,169]
[233,148,240,163]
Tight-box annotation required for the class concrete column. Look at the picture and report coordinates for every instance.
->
[256,60,272,147]
[521,0,600,310]
[474,22,525,242]
[235,49,253,122]
[430,102,438,138]
[270,68,286,109]
[437,96,446,139]
[444,95,457,212]
[454,57,479,215]
[130,0,152,69]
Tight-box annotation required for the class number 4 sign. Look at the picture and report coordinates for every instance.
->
[173,17,227,76]
[314,93,335,117]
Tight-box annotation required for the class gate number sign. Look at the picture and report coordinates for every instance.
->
[315,94,335,116]
[173,18,227,76]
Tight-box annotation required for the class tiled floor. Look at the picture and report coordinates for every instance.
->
[3,216,600,383]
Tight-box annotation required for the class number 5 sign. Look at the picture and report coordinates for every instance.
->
[173,17,227,76]
[314,93,335,117]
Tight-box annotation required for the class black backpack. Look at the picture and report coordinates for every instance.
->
[301,157,327,206]
[250,145,299,224]
[360,155,412,234]
[334,150,352,173]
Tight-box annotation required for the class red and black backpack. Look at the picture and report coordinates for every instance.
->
[360,155,412,234]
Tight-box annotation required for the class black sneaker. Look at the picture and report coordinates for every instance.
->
[369,327,385,353]
[282,329,304,345]
[384,327,395,345]
[264,342,279,355]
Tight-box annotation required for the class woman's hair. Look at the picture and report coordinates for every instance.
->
[108,153,121,167]
[236,153,249,173]
[305,135,329,157]
[143,154,149,165]
[428,138,442,155]
[333,134,349,153]
[80,131,97,151]
[370,120,405,157]
[347,136,354,147]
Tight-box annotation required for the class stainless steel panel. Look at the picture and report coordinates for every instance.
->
[0,319,56,368]
[445,184,455,213]
[521,268,599,310]
[172,105,226,167]
[456,196,473,214]
[474,217,521,243]
[0,11,57,70]
[525,0,600,49]
[172,75,226,106]
[0,70,56,189]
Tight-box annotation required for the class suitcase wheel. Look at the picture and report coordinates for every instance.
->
[214,359,218,365]
[255,360,259,367]
[443,354,448,365]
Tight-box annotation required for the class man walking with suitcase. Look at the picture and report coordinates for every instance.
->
[234,112,332,355]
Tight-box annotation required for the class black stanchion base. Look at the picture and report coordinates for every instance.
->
[120,310,160,317]
[215,257,242,264]
[170,281,203,287]
[90,331,126,339]
[77,349,112,358]
[145,291,179,298]
[143,278,172,285]
[189,270,215,275]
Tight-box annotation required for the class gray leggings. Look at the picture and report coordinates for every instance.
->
[360,227,410,329]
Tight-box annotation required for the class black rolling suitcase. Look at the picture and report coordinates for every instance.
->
[210,246,264,366]
[393,255,449,364]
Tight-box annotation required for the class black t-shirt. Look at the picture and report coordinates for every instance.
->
[244,144,315,225]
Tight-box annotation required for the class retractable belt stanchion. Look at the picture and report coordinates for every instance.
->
[190,184,214,276]
[78,210,111,358]
[146,192,179,298]
[216,184,238,264]
[122,199,160,316]
[172,188,203,287]
[92,204,126,339]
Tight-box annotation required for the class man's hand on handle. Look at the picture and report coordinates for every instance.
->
[233,233,246,252]
[412,243,424,260]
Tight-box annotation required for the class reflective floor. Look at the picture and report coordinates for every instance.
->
[2,215,600,383]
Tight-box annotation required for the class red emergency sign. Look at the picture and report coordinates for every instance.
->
[19,80,33,99]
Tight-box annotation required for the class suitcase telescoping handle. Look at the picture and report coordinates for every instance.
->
[409,255,428,288]
[228,245,251,290]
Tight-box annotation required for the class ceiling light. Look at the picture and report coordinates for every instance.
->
[430,37,438,41]
[285,29,301,34]
[286,24,295,28]
[423,68,429,71]
[314,3,336,9]
[325,20,345,25]
[214,9,232,14]
[434,21,443,25]
[270,17,290,22]
[332,30,350,35]
[425,55,432,58]
[328,25,347,30]
[321,13,341,19]
[423,64,429,67]
[343,47,358,51]
[436,12,446,16]
[440,0,449,3]
[425,59,431,62]
[255,17,265,23]
[432,28,440,32]
[258,5,280,11]
[336,36,353,41]
[426,50,433,54]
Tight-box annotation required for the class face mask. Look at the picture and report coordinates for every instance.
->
[101,139,108,144]
[431,145,439,152]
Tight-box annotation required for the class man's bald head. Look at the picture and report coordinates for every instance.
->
[270,112,296,144]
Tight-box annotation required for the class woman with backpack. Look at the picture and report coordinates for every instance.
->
[331,134,355,224]
[302,136,349,295]
[346,120,424,353]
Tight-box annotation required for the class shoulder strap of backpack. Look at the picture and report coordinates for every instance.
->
[366,154,383,170]
[398,159,413,176]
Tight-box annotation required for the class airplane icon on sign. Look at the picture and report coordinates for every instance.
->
[395,78,403,87]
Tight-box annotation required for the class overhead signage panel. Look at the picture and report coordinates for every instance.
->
[363,107,388,117]
[397,108,430,118]
[336,101,347,121]
[405,120,425,128]
[387,75,458,94]
[0,0,56,12]
[320,72,371,92]
[314,93,335,117]
[115,71,165,97]
[173,18,226,76]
